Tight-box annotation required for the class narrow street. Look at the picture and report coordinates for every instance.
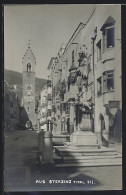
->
[4,130,122,191]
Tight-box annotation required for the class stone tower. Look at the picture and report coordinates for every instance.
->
[22,41,36,128]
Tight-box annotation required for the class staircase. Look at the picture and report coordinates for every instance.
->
[53,145,122,167]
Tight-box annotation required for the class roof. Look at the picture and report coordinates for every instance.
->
[101,16,115,31]
[22,41,36,63]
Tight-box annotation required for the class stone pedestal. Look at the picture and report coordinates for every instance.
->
[70,130,98,149]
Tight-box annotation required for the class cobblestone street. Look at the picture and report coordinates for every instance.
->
[4,130,122,191]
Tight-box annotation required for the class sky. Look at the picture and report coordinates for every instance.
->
[4,4,96,79]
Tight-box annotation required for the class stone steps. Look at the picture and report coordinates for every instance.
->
[53,145,122,167]
[55,159,122,167]
[63,153,122,161]
[54,146,117,157]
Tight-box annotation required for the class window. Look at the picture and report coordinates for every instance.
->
[52,105,56,112]
[27,107,29,113]
[68,77,70,91]
[103,27,115,51]
[63,103,66,111]
[27,63,31,72]
[96,40,102,61]
[103,71,114,92]
[97,77,102,95]
[101,16,115,51]
[79,85,82,93]
[65,103,70,115]
[72,50,74,65]
[26,85,32,91]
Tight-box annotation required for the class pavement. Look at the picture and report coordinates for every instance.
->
[4,130,122,191]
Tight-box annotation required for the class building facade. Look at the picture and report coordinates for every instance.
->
[39,5,121,147]
[37,80,52,131]
[94,5,121,146]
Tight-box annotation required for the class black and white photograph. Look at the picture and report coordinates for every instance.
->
[4,4,122,191]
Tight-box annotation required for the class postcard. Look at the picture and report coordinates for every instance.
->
[4,4,122,191]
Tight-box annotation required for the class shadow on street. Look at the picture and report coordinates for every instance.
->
[4,130,122,191]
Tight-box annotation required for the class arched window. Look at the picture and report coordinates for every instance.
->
[27,63,31,72]
[27,107,29,113]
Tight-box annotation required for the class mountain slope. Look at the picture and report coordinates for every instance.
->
[4,69,47,99]
[4,69,47,88]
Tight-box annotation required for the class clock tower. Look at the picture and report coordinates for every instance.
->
[22,41,36,128]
